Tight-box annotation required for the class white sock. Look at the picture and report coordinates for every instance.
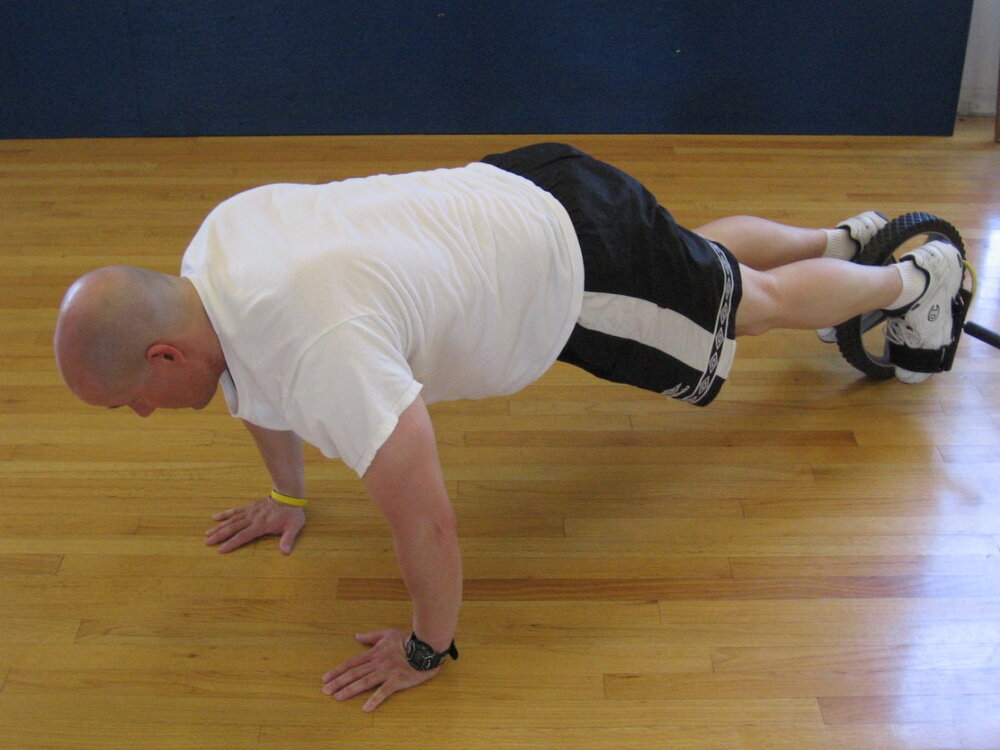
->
[822,228,858,260]
[885,260,928,311]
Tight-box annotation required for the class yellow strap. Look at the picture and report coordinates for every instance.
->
[962,259,978,300]
[269,488,307,507]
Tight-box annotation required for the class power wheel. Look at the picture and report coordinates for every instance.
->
[834,212,967,380]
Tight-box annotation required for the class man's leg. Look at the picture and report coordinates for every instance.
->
[694,216,827,270]
[697,213,892,342]
[693,215,899,336]
[695,213,887,271]
[734,259,902,336]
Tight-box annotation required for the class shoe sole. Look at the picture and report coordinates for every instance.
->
[817,327,838,343]
[894,369,933,384]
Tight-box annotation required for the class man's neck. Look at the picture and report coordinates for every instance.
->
[179,277,228,377]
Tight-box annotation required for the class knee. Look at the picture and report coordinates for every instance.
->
[734,268,779,336]
[735,317,772,337]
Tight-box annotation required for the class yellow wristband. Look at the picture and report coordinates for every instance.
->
[269,488,307,507]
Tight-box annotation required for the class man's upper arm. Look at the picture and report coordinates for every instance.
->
[362,395,453,529]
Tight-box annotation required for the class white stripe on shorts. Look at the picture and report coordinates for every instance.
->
[576,291,737,384]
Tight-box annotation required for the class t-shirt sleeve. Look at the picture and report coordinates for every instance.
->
[283,317,423,477]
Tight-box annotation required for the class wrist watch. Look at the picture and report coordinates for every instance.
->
[405,632,459,671]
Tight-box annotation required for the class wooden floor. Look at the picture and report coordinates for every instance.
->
[1,119,998,750]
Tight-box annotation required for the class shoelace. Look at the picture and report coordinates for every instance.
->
[856,214,882,238]
[885,315,923,348]
[842,213,887,245]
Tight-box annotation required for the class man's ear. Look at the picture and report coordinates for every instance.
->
[146,343,185,367]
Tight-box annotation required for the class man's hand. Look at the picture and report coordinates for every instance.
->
[205,497,305,554]
[321,629,441,712]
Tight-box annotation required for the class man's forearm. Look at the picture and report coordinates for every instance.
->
[241,420,306,497]
[393,515,463,651]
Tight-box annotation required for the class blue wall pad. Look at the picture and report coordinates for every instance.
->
[0,0,975,138]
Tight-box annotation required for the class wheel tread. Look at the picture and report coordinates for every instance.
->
[834,213,965,379]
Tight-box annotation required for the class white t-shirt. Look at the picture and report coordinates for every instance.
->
[181,162,583,476]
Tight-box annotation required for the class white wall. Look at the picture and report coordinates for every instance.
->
[959,0,1000,115]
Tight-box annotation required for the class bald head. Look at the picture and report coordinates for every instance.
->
[54,266,211,403]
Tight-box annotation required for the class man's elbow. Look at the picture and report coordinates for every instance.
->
[426,510,459,542]
[400,510,459,551]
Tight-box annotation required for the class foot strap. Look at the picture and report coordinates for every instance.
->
[887,342,950,374]
[888,286,972,374]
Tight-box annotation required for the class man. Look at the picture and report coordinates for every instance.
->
[53,143,964,712]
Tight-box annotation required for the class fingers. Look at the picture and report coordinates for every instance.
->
[322,645,376,683]
[204,516,251,547]
[321,629,438,712]
[205,505,250,539]
[279,521,303,555]
[205,514,266,554]
[204,498,305,554]
[363,685,393,713]
[215,526,262,554]
[355,630,391,646]
[344,673,387,705]
[322,660,403,710]
[322,663,377,699]
[321,635,385,691]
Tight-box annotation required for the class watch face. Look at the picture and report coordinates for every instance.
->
[406,636,438,670]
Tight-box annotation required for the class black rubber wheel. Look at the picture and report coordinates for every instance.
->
[835,212,965,379]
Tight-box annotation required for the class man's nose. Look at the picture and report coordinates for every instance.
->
[129,403,155,417]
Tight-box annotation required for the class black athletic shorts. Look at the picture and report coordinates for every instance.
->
[482,143,742,406]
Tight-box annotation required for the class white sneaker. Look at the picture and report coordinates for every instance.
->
[817,211,889,343]
[884,240,964,384]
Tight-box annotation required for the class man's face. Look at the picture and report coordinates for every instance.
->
[118,365,219,417]
[79,357,220,417]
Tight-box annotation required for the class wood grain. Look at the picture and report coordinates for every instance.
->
[1,117,998,749]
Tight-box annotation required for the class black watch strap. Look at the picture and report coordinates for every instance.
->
[405,632,459,671]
